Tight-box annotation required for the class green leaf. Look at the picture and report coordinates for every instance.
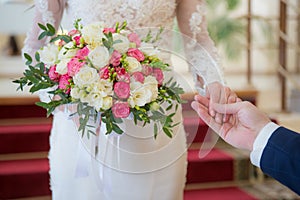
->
[162,127,173,138]
[47,23,56,35]
[154,123,158,139]
[38,23,47,31]
[38,32,48,40]
[112,124,123,134]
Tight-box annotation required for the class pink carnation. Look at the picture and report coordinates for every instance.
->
[128,33,141,47]
[112,102,130,118]
[132,72,144,83]
[110,50,122,67]
[68,29,79,36]
[76,46,90,60]
[114,81,130,99]
[99,66,110,79]
[67,58,85,77]
[127,48,145,62]
[142,65,153,76]
[58,74,71,94]
[116,67,130,83]
[152,68,164,85]
[103,27,116,34]
[48,65,60,82]
[74,35,81,45]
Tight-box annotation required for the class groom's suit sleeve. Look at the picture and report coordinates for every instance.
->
[260,127,300,195]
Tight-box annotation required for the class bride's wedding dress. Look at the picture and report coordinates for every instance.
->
[23,0,223,199]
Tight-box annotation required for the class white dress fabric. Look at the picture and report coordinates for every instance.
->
[23,0,223,199]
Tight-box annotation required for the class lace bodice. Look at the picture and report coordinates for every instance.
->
[23,0,224,94]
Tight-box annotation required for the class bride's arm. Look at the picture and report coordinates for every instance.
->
[22,0,65,103]
[176,0,235,122]
[22,0,65,58]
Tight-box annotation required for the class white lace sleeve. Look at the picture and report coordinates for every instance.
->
[22,0,65,58]
[176,0,224,95]
[22,0,65,102]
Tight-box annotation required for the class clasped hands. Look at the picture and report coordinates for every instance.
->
[191,82,271,151]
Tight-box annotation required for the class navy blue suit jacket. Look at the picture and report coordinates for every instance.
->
[260,127,300,195]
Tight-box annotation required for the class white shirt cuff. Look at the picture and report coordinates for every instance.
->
[250,122,280,168]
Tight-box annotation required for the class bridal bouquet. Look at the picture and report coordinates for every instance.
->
[14,19,184,138]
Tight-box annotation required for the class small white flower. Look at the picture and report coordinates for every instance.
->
[88,46,110,69]
[112,33,130,54]
[56,58,69,75]
[87,93,104,111]
[39,43,59,65]
[92,79,113,96]
[139,42,158,56]
[126,56,142,73]
[73,66,98,87]
[70,87,82,99]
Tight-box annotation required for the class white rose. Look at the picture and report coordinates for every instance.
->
[39,43,59,65]
[58,42,77,60]
[82,22,105,48]
[112,33,130,53]
[144,76,159,101]
[126,57,142,73]
[88,46,110,69]
[102,96,113,110]
[129,82,152,107]
[56,58,69,75]
[73,66,98,87]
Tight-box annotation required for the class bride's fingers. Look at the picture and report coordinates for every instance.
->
[194,94,210,108]
[191,101,222,133]
[223,90,237,122]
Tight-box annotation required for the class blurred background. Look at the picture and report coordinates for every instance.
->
[0,0,299,199]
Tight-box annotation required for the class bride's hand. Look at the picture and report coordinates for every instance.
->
[205,82,237,123]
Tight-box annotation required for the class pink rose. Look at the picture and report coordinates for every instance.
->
[112,102,130,118]
[73,35,81,45]
[152,68,164,85]
[142,65,153,76]
[67,58,85,77]
[99,66,110,79]
[131,72,144,83]
[114,81,130,99]
[48,65,60,82]
[58,74,71,94]
[128,33,141,47]
[103,27,116,34]
[110,50,122,67]
[127,48,145,62]
[76,46,89,60]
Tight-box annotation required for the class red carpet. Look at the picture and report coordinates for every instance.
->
[0,104,46,119]
[187,149,233,183]
[0,99,258,199]
[0,123,51,154]
[184,117,210,143]
[184,187,257,200]
[0,159,50,199]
